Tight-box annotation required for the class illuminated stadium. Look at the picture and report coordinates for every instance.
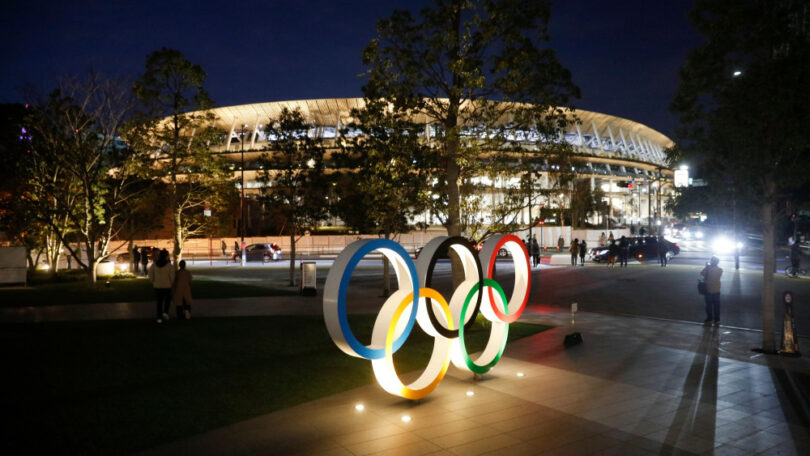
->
[190,98,675,230]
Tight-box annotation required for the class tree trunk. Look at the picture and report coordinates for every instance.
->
[89,258,98,286]
[45,232,62,275]
[85,241,97,285]
[760,199,777,353]
[172,205,183,266]
[289,231,296,287]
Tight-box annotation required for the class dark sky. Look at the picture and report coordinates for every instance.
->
[0,0,701,137]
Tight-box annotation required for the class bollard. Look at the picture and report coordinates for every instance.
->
[779,291,800,356]
[564,302,583,347]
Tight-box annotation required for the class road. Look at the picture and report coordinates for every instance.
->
[189,239,810,335]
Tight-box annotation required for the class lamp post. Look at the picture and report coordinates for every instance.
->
[238,124,248,266]
[527,167,533,265]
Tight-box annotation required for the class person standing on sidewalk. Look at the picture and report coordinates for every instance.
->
[790,238,801,277]
[658,235,668,267]
[570,238,579,266]
[701,256,723,325]
[606,239,618,267]
[173,260,193,320]
[579,239,587,266]
[599,232,606,247]
[557,236,564,252]
[619,235,629,267]
[149,249,175,324]
[530,236,541,267]
[140,246,150,277]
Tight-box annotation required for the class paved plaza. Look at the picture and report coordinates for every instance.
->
[119,305,808,455]
[5,259,810,455]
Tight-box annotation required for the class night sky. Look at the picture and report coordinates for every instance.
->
[0,0,701,137]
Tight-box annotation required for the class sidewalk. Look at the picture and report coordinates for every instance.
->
[133,308,810,455]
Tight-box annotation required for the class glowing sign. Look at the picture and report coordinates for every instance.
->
[674,168,689,188]
[323,235,531,400]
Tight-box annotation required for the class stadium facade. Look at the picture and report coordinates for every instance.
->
[192,98,674,232]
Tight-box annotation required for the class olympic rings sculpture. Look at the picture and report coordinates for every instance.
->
[323,234,531,400]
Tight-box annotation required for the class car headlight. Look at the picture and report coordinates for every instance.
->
[695,231,704,239]
[712,237,734,254]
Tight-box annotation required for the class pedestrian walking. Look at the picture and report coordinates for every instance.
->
[173,260,193,320]
[570,238,579,266]
[149,249,175,323]
[557,236,564,252]
[579,239,587,266]
[658,235,668,267]
[608,231,614,243]
[700,256,723,325]
[220,240,227,256]
[790,238,801,277]
[599,232,606,247]
[234,240,240,256]
[530,237,541,267]
[619,235,629,267]
[606,240,618,267]
[140,246,149,276]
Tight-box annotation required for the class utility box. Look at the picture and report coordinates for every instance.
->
[0,247,27,285]
[300,261,317,296]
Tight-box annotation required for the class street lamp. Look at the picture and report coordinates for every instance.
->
[238,124,248,266]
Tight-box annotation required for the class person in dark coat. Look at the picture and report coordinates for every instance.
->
[607,240,619,267]
[790,239,801,277]
[140,246,150,276]
[658,235,669,267]
[619,236,629,267]
[579,239,587,266]
[530,237,541,267]
[132,246,141,274]
[701,256,723,325]
[149,249,175,323]
[570,238,579,266]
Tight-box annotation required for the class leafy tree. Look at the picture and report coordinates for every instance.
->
[24,74,145,284]
[128,48,234,265]
[361,0,580,239]
[670,0,810,352]
[258,108,329,286]
[0,103,62,271]
[569,179,609,229]
[336,98,433,295]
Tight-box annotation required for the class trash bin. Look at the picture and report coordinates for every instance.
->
[300,261,317,296]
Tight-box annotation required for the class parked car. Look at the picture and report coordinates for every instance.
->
[590,236,680,263]
[232,243,283,262]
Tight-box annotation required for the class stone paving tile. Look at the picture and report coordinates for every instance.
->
[756,439,810,455]
[727,429,795,454]
[342,431,426,455]
[703,444,750,456]
[446,432,523,456]
[139,309,810,456]
[427,424,506,449]
[366,438,441,456]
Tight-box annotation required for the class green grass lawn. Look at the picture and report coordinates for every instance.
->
[1,316,551,454]
[0,276,294,307]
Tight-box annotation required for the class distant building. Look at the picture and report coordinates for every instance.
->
[176,98,674,232]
